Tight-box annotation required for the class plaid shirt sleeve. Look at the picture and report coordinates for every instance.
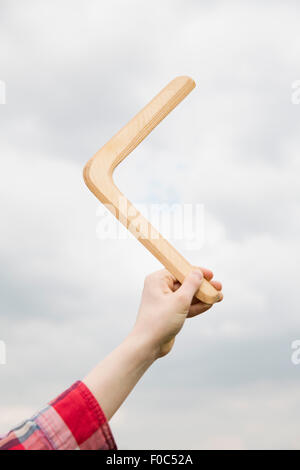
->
[0,381,117,450]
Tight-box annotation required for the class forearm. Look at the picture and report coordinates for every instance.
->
[83,331,157,421]
[83,269,221,422]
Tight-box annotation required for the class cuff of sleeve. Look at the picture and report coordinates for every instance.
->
[49,381,117,450]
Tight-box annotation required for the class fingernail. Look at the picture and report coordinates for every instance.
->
[192,270,203,281]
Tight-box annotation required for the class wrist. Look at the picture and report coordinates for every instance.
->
[126,328,160,363]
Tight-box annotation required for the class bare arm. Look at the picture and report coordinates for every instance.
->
[83,268,222,420]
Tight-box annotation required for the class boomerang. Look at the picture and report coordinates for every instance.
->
[83,76,221,304]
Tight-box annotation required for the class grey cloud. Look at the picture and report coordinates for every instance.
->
[0,0,300,449]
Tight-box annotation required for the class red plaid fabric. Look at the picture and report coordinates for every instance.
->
[0,381,117,450]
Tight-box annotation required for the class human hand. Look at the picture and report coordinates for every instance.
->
[131,268,223,359]
[83,268,222,420]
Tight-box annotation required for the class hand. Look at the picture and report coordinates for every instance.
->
[83,267,222,420]
[132,268,223,359]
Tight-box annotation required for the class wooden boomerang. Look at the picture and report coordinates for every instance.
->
[83,76,221,305]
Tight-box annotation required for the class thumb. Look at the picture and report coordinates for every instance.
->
[175,270,203,308]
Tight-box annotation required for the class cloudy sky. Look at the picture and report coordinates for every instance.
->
[0,0,300,449]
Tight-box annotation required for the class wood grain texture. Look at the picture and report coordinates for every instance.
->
[84,76,221,304]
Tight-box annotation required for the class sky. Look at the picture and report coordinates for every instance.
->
[0,0,300,449]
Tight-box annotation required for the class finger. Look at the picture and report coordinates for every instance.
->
[168,268,216,290]
[210,280,222,291]
[187,303,212,318]
[144,269,176,294]
[195,266,213,281]
[174,270,203,309]
[159,270,177,292]
[172,281,181,292]
[173,273,212,290]
[191,280,221,304]
[174,279,222,303]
